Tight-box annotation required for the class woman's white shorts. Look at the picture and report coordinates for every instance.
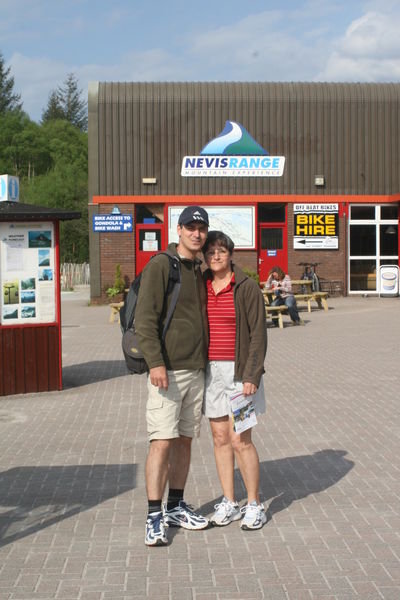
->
[203,361,266,419]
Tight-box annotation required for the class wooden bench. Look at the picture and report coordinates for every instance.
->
[109,301,124,323]
[312,291,329,311]
[265,305,288,329]
[293,292,329,312]
[293,293,313,313]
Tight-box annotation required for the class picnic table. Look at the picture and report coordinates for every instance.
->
[109,301,124,323]
[262,285,329,327]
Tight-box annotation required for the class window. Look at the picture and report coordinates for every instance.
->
[350,225,376,256]
[380,205,398,220]
[350,206,375,220]
[258,203,285,223]
[348,204,398,293]
[261,228,283,250]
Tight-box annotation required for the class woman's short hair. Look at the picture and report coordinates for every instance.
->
[269,266,286,280]
[203,230,235,255]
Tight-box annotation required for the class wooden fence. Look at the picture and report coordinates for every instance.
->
[60,263,90,291]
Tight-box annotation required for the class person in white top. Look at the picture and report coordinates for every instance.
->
[264,266,304,326]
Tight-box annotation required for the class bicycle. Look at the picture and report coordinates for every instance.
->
[298,262,321,293]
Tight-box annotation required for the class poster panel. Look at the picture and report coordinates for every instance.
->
[0,222,56,325]
[168,206,256,249]
[293,204,339,250]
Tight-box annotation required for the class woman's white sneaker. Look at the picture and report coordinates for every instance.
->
[210,497,241,526]
[240,502,267,530]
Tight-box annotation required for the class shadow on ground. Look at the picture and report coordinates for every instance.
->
[198,449,354,519]
[62,360,132,388]
[0,464,137,547]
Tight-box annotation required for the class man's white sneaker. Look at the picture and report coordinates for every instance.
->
[164,501,209,530]
[145,511,168,546]
[210,497,241,527]
[240,502,267,530]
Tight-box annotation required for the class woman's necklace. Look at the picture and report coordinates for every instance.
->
[212,272,232,294]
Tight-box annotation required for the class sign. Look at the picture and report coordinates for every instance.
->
[293,204,339,250]
[0,222,56,324]
[0,175,19,202]
[93,214,133,232]
[379,265,399,296]
[181,121,285,177]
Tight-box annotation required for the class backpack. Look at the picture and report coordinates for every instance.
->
[120,250,181,374]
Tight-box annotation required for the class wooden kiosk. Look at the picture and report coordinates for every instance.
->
[0,190,80,397]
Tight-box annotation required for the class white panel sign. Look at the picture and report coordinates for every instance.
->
[0,175,19,202]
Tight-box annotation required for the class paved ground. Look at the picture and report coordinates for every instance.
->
[0,287,399,600]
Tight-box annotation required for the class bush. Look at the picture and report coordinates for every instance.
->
[106,264,125,298]
[242,268,260,285]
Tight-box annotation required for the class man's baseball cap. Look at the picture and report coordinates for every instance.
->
[178,205,209,227]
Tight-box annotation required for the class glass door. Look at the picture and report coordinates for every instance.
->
[348,204,398,293]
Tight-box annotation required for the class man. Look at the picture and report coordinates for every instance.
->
[135,205,210,546]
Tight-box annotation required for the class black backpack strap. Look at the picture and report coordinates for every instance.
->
[158,250,181,340]
[161,277,181,340]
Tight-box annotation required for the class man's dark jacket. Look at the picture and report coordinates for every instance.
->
[135,243,208,371]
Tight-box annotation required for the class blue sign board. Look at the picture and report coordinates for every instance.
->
[93,214,133,232]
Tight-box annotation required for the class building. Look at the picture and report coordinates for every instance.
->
[88,82,400,302]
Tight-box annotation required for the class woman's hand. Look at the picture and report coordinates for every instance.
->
[243,382,257,396]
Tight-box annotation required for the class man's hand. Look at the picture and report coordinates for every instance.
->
[243,382,257,396]
[149,366,169,390]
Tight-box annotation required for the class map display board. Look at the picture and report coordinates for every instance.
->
[168,206,256,249]
[0,222,56,325]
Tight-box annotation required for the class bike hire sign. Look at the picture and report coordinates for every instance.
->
[181,121,285,177]
[293,204,339,250]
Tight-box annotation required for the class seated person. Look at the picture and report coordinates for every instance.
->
[264,266,304,326]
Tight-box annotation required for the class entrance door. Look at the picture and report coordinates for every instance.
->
[135,223,165,275]
[258,225,288,283]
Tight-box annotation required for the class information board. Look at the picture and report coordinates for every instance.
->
[168,206,256,249]
[0,222,56,325]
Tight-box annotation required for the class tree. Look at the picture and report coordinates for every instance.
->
[41,90,65,122]
[22,120,89,262]
[41,73,87,131]
[0,52,23,114]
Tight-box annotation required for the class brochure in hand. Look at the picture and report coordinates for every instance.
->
[230,391,257,434]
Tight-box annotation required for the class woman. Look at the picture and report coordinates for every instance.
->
[203,231,267,530]
[264,266,304,326]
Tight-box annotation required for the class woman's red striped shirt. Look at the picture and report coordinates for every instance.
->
[206,275,236,360]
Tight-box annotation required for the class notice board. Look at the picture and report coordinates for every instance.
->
[0,222,56,325]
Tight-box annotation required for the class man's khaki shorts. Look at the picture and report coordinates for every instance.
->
[146,369,205,441]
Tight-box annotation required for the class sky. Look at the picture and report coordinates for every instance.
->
[1,0,400,122]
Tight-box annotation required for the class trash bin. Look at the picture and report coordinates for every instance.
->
[379,265,399,296]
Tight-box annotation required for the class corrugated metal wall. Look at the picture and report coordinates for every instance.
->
[88,82,400,198]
